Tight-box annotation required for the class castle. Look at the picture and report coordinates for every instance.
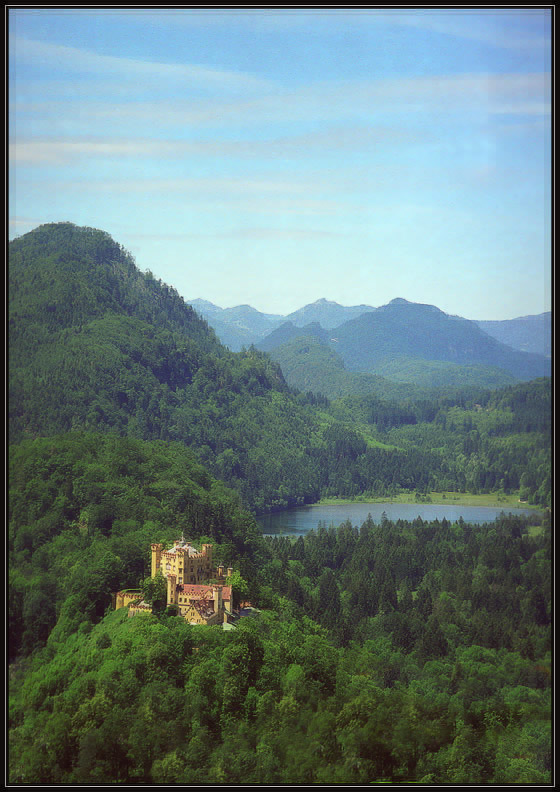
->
[114,537,234,626]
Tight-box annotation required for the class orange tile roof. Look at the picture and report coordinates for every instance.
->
[177,584,231,601]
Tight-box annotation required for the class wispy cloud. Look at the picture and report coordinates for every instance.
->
[131,227,342,241]
[12,68,550,147]
[390,10,551,54]
[11,35,271,94]
[10,122,422,167]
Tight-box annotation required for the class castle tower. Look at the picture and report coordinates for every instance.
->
[202,543,213,569]
[166,574,177,606]
[151,543,163,578]
[212,586,223,620]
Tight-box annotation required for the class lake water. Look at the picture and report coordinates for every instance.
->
[257,502,536,535]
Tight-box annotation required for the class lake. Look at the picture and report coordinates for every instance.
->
[257,502,537,535]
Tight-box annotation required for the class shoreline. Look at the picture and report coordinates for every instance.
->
[317,491,541,510]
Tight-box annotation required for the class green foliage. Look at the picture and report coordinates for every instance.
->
[332,299,549,382]
[332,378,551,506]
[9,513,550,784]
[8,223,551,784]
[226,570,250,609]
[8,431,266,659]
[9,224,319,513]
[267,334,517,399]
[141,571,167,612]
[9,224,550,511]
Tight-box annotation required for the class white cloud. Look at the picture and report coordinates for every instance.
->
[12,69,550,148]
[389,10,551,54]
[10,35,271,94]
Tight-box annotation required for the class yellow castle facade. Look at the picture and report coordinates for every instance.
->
[114,537,234,626]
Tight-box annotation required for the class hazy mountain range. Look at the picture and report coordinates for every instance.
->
[188,296,550,392]
[188,296,550,357]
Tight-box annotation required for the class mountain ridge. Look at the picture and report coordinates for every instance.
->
[188,295,550,359]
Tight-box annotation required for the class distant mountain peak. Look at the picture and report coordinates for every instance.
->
[189,298,222,311]
[381,298,443,314]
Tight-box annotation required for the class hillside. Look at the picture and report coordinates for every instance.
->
[476,312,551,358]
[8,431,263,661]
[8,225,551,786]
[187,294,551,368]
[255,298,549,392]
[8,223,329,512]
[9,502,551,784]
[258,321,331,354]
[284,297,376,328]
[332,299,550,382]
[187,298,283,350]
[263,333,517,398]
[187,297,378,351]
[10,224,550,515]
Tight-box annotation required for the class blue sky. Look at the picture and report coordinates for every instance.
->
[9,8,551,320]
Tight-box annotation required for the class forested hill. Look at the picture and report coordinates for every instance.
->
[9,222,551,513]
[332,299,550,381]
[9,223,218,344]
[8,224,551,785]
[9,223,326,512]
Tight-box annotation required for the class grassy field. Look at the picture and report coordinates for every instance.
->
[318,491,541,510]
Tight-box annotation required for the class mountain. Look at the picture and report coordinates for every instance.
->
[188,298,223,316]
[187,299,283,350]
[257,321,330,353]
[261,334,432,400]
[220,303,284,334]
[196,294,550,386]
[266,334,517,398]
[187,297,377,351]
[8,224,551,787]
[188,301,260,350]
[257,298,548,391]
[476,312,551,358]
[331,298,550,382]
[8,222,331,513]
[284,297,376,328]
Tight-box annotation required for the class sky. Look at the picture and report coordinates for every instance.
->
[8,7,552,320]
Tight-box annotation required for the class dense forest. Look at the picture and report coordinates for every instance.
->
[9,501,551,783]
[9,223,551,511]
[8,223,551,784]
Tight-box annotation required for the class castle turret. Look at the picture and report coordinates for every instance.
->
[151,543,163,578]
[212,586,223,620]
[167,574,177,606]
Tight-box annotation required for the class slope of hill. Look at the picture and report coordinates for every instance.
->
[284,297,376,328]
[258,321,330,353]
[263,330,519,396]
[8,430,263,661]
[476,312,551,357]
[187,298,283,350]
[332,298,550,382]
[187,297,379,351]
[8,223,328,512]
[188,303,259,350]
[9,225,551,788]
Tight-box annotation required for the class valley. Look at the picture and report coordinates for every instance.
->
[8,223,551,785]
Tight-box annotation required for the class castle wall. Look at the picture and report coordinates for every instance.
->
[119,539,233,626]
[115,590,143,611]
